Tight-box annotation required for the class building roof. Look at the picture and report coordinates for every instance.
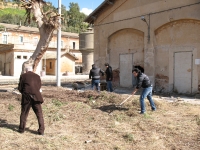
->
[84,0,115,24]
[44,52,78,60]
[0,23,79,38]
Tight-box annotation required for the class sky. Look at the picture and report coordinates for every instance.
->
[46,0,104,15]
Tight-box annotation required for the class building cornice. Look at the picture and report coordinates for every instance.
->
[0,23,79,38]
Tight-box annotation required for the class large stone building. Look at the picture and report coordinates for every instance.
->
[85,0,200,94]
[0,23,79,76]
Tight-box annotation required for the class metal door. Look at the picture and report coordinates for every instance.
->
[120,54,133,87]
[174,52,192,94]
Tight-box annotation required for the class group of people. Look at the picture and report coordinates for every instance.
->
[17,64,156,135]
[89,63,113,92]
[89,64,156,114]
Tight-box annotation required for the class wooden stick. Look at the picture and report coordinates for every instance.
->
[119,95,132,106]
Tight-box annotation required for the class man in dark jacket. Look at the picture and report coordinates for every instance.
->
[105,63,113,92]
[18,66,44,135]
[132,68,156,114]
[89,64,104,91]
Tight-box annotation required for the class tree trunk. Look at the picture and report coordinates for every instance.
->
[21,0,60,74]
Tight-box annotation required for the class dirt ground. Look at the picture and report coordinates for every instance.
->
[0,85,200,150]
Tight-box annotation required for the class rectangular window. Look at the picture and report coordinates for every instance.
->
[33,37,38,46]
[73,42,75,49]
[50,62,52,69]
[61,41,63,48]
[23,56,27,59]
[17,55,21,59]
[19,36,23,43]
[3,35,7,44]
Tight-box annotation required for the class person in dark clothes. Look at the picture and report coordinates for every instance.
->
[18,66,44,135]
[104,63,113,92]
[89,64,104,91]
[132,68,156,114]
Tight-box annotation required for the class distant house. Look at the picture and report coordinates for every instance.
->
[43,50,78,75]
[0,23,80,76]
[85,0,200,94]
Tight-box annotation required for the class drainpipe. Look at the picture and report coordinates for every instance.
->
[148,14,150,43]
[141,14,151,43]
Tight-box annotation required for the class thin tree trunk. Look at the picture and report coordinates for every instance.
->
[31,25,55,72]
[21,0,60,73]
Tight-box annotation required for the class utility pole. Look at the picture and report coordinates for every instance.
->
[56,0,61,86]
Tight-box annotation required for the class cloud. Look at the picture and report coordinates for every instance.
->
[80,8,93,15]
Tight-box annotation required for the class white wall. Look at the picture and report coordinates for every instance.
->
[13,51,42,77]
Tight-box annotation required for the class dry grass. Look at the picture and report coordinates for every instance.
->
[0,85,200,150]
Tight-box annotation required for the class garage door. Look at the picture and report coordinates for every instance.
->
[174,52,192,94]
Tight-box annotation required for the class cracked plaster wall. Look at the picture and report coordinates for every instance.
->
[92,0,200,93]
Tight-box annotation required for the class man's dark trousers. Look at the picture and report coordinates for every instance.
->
[19,94,44,134]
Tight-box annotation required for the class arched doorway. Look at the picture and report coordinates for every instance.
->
[155,19,200,94]
[108,28,144,87]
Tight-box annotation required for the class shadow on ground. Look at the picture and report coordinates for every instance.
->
[97,104,129,114]
[0,119,38,134]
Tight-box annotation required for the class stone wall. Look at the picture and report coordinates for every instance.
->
[92,0,200,94]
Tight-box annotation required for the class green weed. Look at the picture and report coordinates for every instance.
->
[52,99,63,107]
[8,104,14,111]
[144,113,151,119]
[115,114,125,122]
[196,115,200,126]
[88,96,93,101]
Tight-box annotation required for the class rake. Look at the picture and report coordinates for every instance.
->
[114,95,132,108]
[108,95,132,115]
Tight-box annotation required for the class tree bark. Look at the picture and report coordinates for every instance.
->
[21,0,60,73]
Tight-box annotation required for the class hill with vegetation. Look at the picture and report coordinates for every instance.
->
[0,1,89,33]
[0,8,25,25]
